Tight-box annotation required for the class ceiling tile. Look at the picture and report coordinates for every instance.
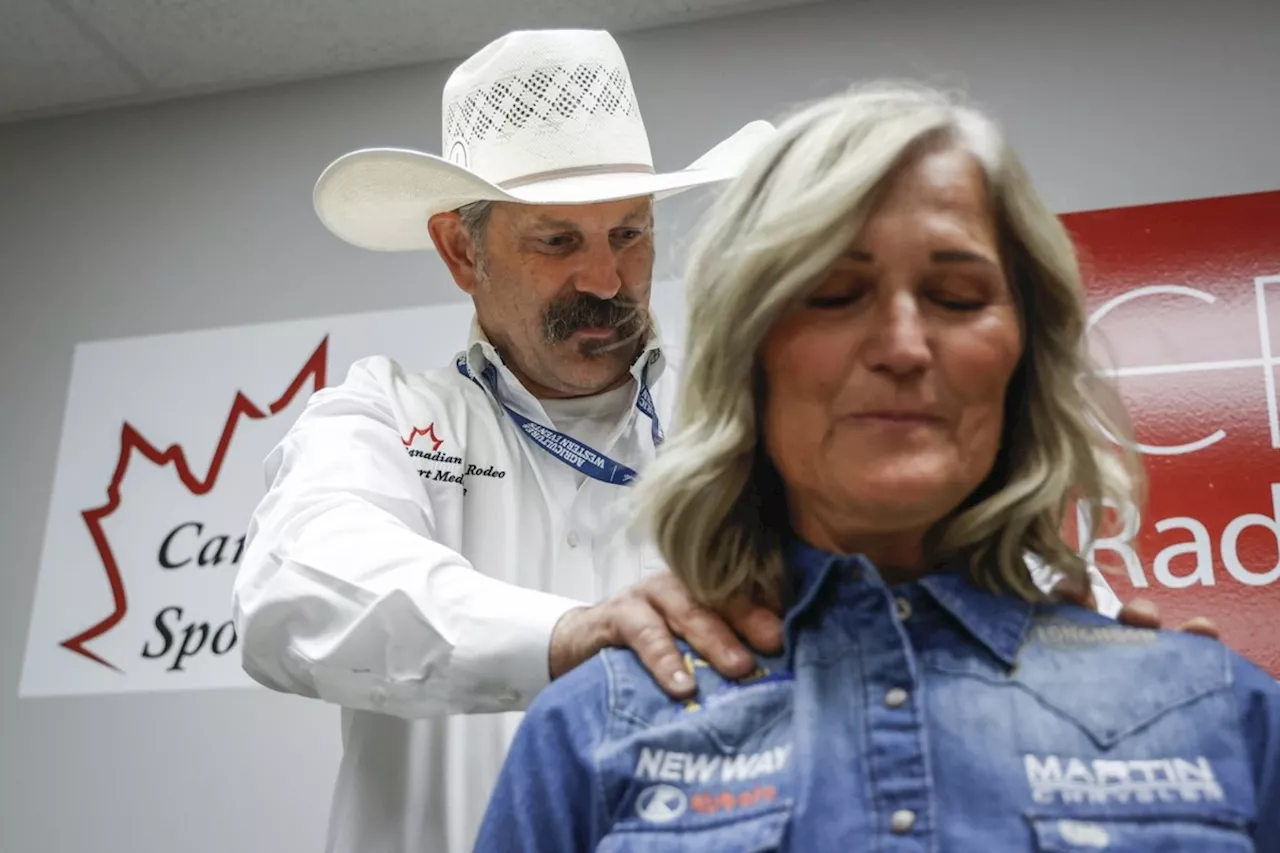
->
[0,0,146,119]
[6,0,823,121]
[60,0,821,90]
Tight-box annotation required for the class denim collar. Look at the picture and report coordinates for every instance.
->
[782,538,1033,669]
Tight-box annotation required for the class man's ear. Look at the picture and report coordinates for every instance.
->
[428,212,481,295]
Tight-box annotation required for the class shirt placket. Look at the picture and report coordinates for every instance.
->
[840,581,935,851]
[563,429,646,601]
[558,486,601,601]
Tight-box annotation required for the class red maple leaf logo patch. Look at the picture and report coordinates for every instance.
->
[60,337,330,671]
[402,423,444,451]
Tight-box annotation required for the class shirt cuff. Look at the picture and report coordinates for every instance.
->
[451,589,587,713]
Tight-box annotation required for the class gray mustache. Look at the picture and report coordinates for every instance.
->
[544,295,646,344]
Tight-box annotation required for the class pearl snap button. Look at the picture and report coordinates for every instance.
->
[895,597,913,621]
[890,809,916,834]
[884,688,909,709]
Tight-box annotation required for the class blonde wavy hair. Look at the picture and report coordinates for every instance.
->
[630,82,1143,606]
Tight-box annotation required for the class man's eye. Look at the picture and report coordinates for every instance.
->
[613,229,643,241]
[541,235,571,248]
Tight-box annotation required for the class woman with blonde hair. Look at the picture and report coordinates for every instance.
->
[473,83,1280,851]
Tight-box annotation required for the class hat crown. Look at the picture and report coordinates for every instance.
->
[441,30,655,186]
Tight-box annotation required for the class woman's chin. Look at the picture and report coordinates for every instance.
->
[835,471,967,526]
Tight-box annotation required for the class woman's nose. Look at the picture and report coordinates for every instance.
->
[868,296,932,376]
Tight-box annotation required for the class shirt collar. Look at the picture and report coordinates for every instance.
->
[781,538,1033,670]
[463,315,501,382]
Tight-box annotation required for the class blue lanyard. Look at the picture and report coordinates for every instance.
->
[456,354,664,486]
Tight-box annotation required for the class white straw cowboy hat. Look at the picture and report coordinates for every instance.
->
[313,28,776,252]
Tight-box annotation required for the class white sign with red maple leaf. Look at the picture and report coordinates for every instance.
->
[18,282,691,697]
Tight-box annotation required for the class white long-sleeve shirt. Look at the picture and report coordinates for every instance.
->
[231,320,674,853]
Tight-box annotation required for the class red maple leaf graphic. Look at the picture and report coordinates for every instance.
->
[402,423,444,451]
[60,337,330,671]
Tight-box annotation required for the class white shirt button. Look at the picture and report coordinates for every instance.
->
[895,597,912,621]
[566,531,579,548]
[890,809,916,834]
[370,686,388,709]
[500,688,521,708]
[884,687,909,709]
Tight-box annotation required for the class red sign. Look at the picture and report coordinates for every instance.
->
[1062,189,1280,678]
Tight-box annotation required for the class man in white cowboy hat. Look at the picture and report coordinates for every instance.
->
[232,27,782,853]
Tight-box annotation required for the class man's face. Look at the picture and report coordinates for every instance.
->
[433,197,655,399]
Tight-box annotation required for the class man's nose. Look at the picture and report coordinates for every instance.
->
[572,238,623,300]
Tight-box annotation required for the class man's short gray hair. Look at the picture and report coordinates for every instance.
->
[457,200,494,237]
[456,200,494,275]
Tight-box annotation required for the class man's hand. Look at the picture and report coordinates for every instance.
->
[1113,597,1220,639]
[549,571,783,698]
[1057,580,1221,639]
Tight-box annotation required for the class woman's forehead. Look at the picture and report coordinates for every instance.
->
[868,146,993,220]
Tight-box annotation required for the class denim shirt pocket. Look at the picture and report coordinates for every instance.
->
[1028,816,1254,852]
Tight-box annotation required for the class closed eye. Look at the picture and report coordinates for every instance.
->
[806,291,864,309]
[934,297,987,311]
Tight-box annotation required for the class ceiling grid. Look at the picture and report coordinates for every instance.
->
[1,0,827,123]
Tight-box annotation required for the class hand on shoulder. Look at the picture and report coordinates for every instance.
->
[1055,579,1220,639]
[549,570,783,698]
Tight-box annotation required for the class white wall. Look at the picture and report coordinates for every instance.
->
[2,0,1278,850]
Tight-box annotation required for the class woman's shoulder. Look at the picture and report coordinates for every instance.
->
[525,642,789,735]
[1023,604,1233,686]
[1019,603,1279,749]
[1220,646,1280,767]
[591,643,789,724]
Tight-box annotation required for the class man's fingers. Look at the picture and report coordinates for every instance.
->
[671,606,757,679]
[649,580,756,680]
[1114,601,1220,639]
[1115,598,1162,630]
[1054,576,1097,611]
[721,595,784,654]
[615,602,696,698]
[1178,617,1221,639]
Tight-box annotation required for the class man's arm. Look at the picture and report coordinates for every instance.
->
[473,655,610,851]
[231,357,585,718]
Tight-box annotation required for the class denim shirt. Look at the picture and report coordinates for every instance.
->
[475,542,1280,851]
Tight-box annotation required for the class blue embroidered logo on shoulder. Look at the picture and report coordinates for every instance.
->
[1028,617,1158,648]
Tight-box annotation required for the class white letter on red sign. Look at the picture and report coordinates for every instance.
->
[1152,517,1216,588]
[1221,483,1280,587]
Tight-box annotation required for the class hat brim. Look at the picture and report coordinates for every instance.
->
[313,120,776,252]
